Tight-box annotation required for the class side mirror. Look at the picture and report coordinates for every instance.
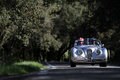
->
[102,44,104,47]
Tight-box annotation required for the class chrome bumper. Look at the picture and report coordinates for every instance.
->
[71,57,107,63]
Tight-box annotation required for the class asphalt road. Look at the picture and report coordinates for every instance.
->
[1,62,120,80]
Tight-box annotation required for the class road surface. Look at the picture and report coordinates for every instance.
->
[0,62,120,80]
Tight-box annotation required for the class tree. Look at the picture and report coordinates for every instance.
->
[87,0,120,62]
[51,0,98,60]
[1,0,120,63]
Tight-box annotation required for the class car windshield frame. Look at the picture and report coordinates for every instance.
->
[74,38,102,47]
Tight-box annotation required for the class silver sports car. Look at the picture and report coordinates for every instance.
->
[69,38,108,67]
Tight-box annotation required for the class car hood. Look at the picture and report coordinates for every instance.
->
[75,45,101,51]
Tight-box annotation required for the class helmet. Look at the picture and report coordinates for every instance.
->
[78,37,84,42]
[91,38,96,41]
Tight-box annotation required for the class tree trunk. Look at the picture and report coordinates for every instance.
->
[22,48,25,61]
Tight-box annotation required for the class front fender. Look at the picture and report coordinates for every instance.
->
[102,48,108,60]
[69,47,77,61]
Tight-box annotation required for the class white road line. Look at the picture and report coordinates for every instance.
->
[46,62,57,69]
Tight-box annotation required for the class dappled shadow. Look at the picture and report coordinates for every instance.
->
[1,62,120,80]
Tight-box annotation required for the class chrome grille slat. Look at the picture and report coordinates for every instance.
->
[87,49,92,59]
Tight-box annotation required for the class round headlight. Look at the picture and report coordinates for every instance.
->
[96,50,101,55]
[77,50,83,55]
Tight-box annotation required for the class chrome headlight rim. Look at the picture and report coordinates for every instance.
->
[77,49,83,56]
[96,49,102,56]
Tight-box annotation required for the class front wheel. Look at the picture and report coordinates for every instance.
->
[91,63,95,66]
[70,60,76,67]
[99,63,107,67]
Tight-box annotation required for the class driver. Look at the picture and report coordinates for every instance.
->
[77,37,84,45]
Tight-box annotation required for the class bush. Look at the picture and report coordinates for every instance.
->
[0,61,44,76]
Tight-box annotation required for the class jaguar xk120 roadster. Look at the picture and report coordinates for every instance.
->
[69,37,108,67]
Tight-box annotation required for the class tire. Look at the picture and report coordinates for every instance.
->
[69,51,76,67]
[99,63,107,67]
[70,60,76,67]
[91,63,95,66]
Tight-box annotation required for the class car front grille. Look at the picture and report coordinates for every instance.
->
[87,49,92,59]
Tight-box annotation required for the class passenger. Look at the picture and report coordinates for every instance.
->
[91,38,96,45]
[93,40,96,45]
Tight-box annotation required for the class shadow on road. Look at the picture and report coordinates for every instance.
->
[1,62,120,80]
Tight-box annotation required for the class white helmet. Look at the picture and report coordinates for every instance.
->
[78,37,84,42]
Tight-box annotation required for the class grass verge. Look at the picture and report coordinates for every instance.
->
[0,61,45,76]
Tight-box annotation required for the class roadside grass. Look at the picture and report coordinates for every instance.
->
[0,61,45,76]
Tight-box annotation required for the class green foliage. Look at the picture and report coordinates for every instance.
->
[62,50,69,61]
[0,0,120,63]
[40,34,62,51]
[0,61,44,76]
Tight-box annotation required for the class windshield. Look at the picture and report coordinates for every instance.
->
[74,38,102,47]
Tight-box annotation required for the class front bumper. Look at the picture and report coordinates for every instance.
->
[71,57,107,63]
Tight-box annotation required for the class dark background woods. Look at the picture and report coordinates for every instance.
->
[0,0,120,65]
